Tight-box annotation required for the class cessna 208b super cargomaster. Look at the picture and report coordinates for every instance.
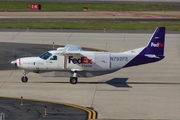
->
[11,27,165,84]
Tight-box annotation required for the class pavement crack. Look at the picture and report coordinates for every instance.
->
[36,110,42,119]
[0,107,11,113]
[0,71,14,89]
[177,34,180,50]
[12,105,21,110]
[67,33,73,41]
[123,33,126,42]
[11,32,20,41]
[91,77,99,108]
[26,108,31,112]
[36,110,41,115]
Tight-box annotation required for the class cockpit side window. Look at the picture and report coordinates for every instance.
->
[39,52,52,60]
[50,55,57,60]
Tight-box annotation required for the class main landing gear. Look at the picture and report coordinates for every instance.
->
[70,71,78,84]
[21,70,28,83]
[21,76,28,82]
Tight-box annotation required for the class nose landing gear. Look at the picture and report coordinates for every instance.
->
[21,70,28,83]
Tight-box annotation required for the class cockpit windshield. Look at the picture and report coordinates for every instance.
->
[39,51,52,60]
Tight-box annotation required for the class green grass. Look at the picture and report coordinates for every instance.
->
[0,21,180,31]
[0,1,180,11]
[0,2,179,30]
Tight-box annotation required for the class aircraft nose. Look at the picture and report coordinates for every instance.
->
[11,60,17,65]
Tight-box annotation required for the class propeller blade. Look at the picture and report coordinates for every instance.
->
[11,60,17,65]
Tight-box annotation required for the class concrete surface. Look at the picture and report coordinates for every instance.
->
[0,11,180,19]
[0,31,180,119]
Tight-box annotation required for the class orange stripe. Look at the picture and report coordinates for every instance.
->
[19,58,21,65]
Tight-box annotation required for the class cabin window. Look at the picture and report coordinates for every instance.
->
[50,55,57,60]
[39,52,52,60]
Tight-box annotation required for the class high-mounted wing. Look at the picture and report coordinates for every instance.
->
[56,44,84,71]
[56,44,83,56]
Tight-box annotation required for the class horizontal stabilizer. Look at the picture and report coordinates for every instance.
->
[144,54,161,59]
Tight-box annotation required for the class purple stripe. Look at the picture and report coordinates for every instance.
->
[123,54,164,68]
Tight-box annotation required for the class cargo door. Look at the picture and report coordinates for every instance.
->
[94,53,110,70]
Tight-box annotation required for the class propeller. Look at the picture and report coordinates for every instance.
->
[11,48,17,69]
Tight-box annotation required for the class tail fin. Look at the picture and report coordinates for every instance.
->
[142,27,165,56]
[123,27,165,68]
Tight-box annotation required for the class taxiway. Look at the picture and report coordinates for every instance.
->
[0,31,180,119]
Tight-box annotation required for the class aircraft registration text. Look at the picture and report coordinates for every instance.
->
[110,57,128,61]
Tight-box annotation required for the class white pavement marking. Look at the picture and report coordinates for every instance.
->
[0,31,180,119]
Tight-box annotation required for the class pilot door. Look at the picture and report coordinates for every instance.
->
[46,55,58,70]
[58,55,65,69]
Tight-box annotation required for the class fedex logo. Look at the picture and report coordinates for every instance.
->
[68,56,92,64]
[151,42,164,47]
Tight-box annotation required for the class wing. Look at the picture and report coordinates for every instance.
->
[58,44,83,52]
[56,44,84,71]
[56,44,83,56]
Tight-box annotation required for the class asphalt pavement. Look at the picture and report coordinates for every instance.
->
[0,97,91,120]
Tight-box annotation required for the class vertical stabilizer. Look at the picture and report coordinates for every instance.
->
[142,27,165,55]
[123,27,165,68]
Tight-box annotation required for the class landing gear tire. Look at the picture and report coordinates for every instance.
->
[70,77,78,84]
[21,76,28,83]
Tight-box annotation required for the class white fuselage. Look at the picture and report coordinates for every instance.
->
[16,47,143,74]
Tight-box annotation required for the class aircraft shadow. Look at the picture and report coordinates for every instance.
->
[33,77,131,88]
[105,78,131,88]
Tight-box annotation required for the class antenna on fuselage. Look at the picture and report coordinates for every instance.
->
[53,42,55,49]
[105,41,108,51]
[119,49,124,52]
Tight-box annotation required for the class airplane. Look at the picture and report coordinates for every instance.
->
[11,27,165,84]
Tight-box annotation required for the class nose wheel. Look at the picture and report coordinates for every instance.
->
[21,70,28,83]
